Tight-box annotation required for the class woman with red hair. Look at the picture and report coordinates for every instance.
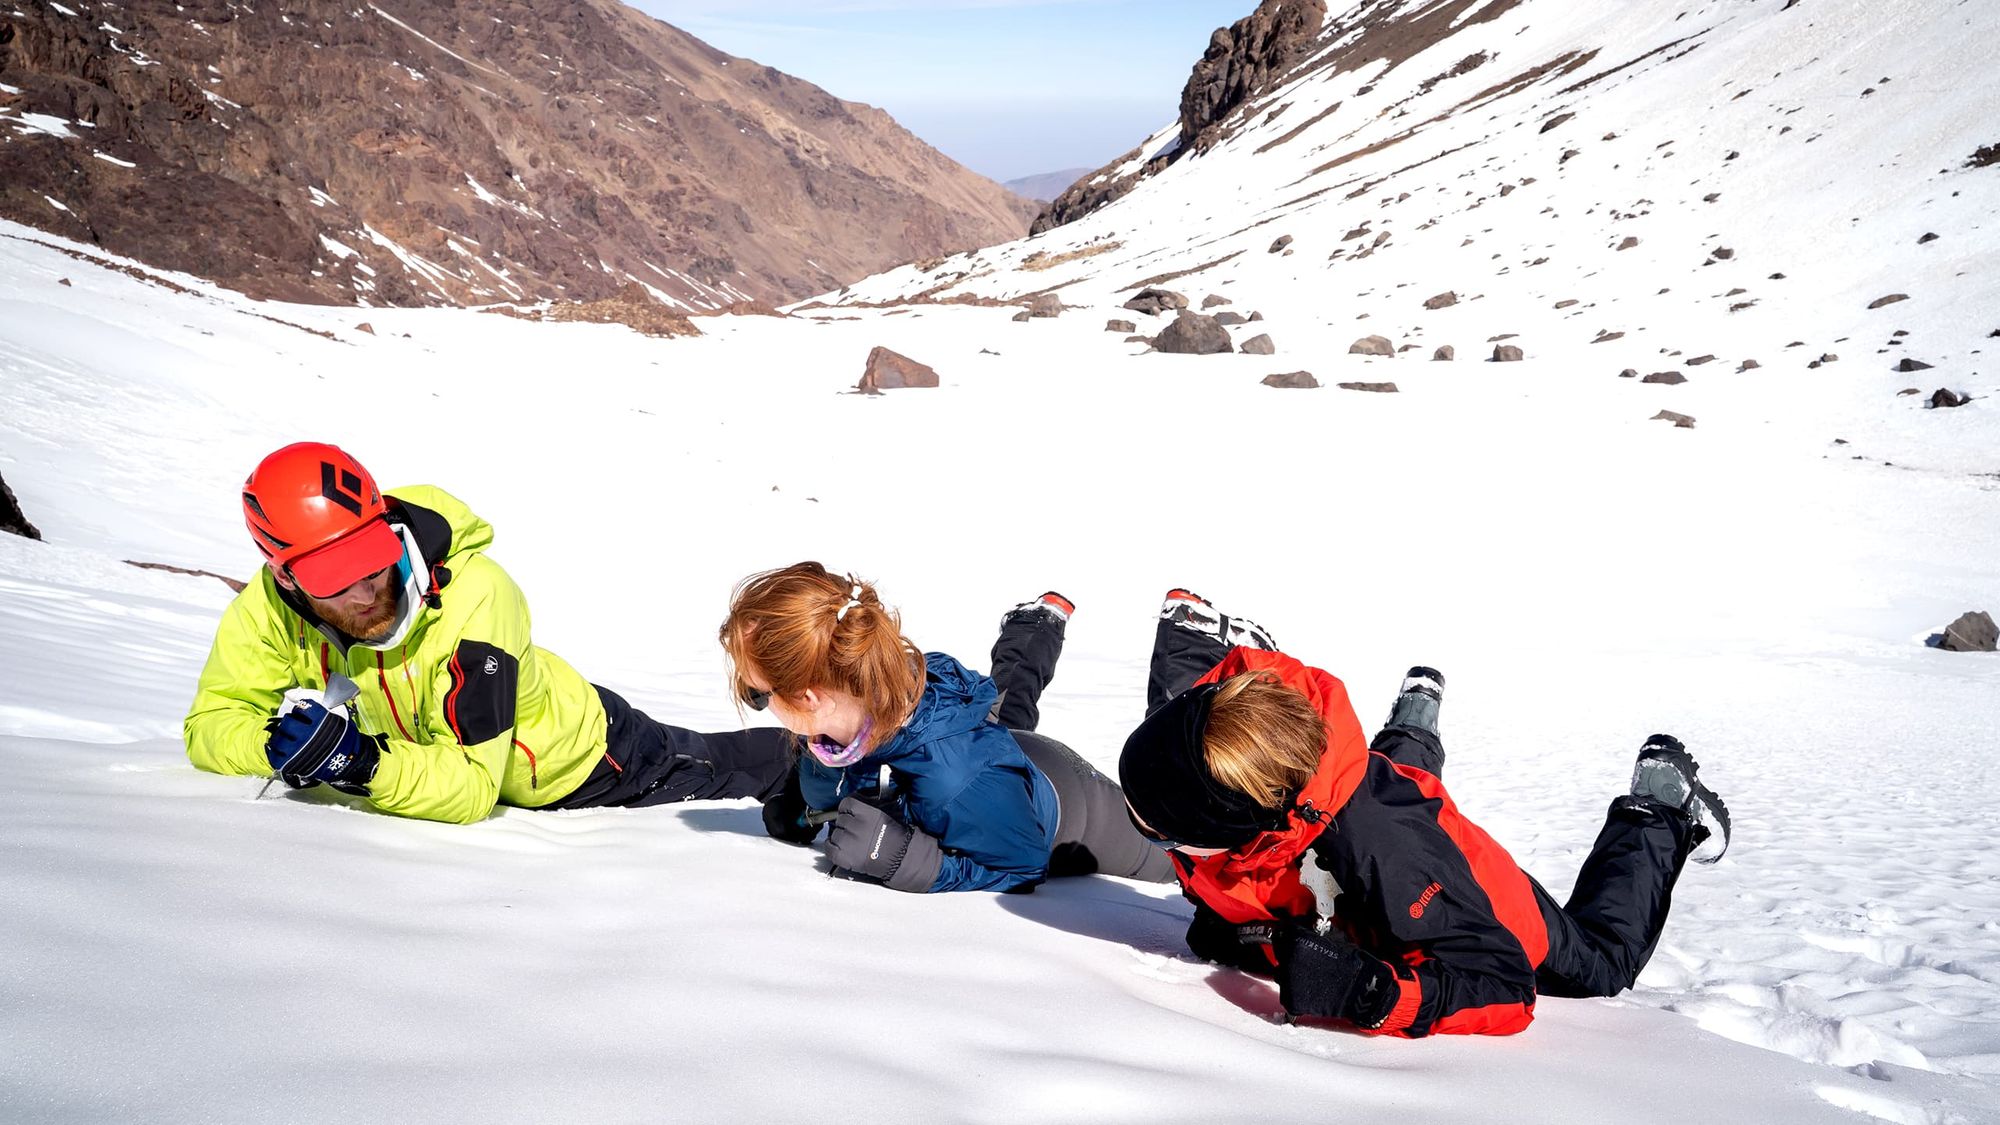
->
[720,562,1171,893]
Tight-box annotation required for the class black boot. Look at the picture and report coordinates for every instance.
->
[1383,666,1444,735]
[1630,734,1731,864]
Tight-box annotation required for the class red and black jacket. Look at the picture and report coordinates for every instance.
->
[1170,648,1547,1037]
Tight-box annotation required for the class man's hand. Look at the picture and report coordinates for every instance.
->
[1272,923,1397,1027]
[822,797,942,892]
[265,701,382,796]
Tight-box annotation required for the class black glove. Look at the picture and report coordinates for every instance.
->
[760,768,825,846]
[264,701,382,796]
[1272,924,1398,1027]
[1186,906,1278,976]
[821,796,943,893]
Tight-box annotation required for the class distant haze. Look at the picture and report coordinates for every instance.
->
[626,2,1251,182]
[1002,167,1096,202]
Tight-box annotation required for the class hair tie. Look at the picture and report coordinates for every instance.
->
[835,581,864,623]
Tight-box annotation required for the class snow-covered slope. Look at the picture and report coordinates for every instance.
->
[831,0,1998,433]
[2,210,1998,1122]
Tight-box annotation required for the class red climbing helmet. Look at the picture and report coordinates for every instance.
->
[241,442,402,598]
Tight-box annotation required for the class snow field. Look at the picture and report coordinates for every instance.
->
[1,223,1997,1122]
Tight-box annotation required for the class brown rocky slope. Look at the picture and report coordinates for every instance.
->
[0,0,1037,307]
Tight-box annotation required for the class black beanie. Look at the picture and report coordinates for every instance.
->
[1119,682,1286,850]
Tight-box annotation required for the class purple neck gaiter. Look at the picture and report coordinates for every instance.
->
[806,718,874,769]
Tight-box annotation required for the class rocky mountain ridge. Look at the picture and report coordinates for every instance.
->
[833,0,1997,421]
[0,0,1037,308]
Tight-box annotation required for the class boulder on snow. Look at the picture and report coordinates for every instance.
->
[1433,345,1455,361]
[1240,333,1276,355]
[1268,235,1294,253]
[1153,311,1234,355]
[1868,293,1910,310]
[1029,293,1064,318]
[1651,410,1696,428]
[1106,319,1137,333]
[354,322,375,336]
[857,346,940,392]
[1349,335,1396,357]
[1929,388,1969,409]
[1337,381,1398,393]
[1620,368,1639,378]
[1423,291,1458,310]
[1213,311,1250,326]
[1642,371,1687,385]
[1616,236,1641,251]
[1897,358,1934,372]
[1931,610,1997,653]
[1491,345,1524,362]
[1010,310,1032,322]
[1123,287,1188,316]
[1262,370,1319,389]
[1,469,41,540]
[1685,355,1717,366]
[1201,294,1232,309]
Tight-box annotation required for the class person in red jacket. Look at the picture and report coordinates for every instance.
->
[1118,590,1731,1037]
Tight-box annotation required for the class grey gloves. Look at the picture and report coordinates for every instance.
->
[822,796,942,893]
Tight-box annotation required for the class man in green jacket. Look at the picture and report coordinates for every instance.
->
[185,441,791,824]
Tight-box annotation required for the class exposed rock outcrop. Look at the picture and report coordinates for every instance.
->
[1934,610,1997,652]
[1180,1,1331,155]
[1263,370,1320,389]
[1,469,40,540]
[858,347,939,392]
[1153,311,1235,355]
[1123,288,1190,316]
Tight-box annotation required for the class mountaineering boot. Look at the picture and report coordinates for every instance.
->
[1631,734,1731,864]
[1001,591,1075,631]
[1160,588,1276,651]
[1383,666,1444,736]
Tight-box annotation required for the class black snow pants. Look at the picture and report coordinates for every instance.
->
[538,686,794,809]
[1147,618,1696,998]
[989,609,1175,884]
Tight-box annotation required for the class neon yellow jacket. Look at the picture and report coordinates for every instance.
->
[184,486,606,823]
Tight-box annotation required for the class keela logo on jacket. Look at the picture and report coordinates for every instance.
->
[1409,881,1443,919]
[483,655,499,676]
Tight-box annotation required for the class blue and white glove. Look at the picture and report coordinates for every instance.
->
[264,701,382,796]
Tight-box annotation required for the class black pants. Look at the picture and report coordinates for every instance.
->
[989,610,1175,883]
[541,686,795,809]
[1147,618,1694,998]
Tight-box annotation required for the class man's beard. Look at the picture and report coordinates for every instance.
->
[320,582,401,642]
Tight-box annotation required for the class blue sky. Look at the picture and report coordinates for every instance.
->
[627,1,1254,183]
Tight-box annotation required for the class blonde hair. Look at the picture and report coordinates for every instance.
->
[719,562,924,746]
[1201,672,1326,809]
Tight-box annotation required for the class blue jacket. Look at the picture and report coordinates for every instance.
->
[798,652,1059,892]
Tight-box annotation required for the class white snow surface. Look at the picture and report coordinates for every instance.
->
[1,210,1996,1122]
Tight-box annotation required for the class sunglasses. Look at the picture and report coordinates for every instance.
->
[736,680,772,711]
[1127,808,1182,852]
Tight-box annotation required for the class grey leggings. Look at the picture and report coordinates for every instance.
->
[990,610,1175,883]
